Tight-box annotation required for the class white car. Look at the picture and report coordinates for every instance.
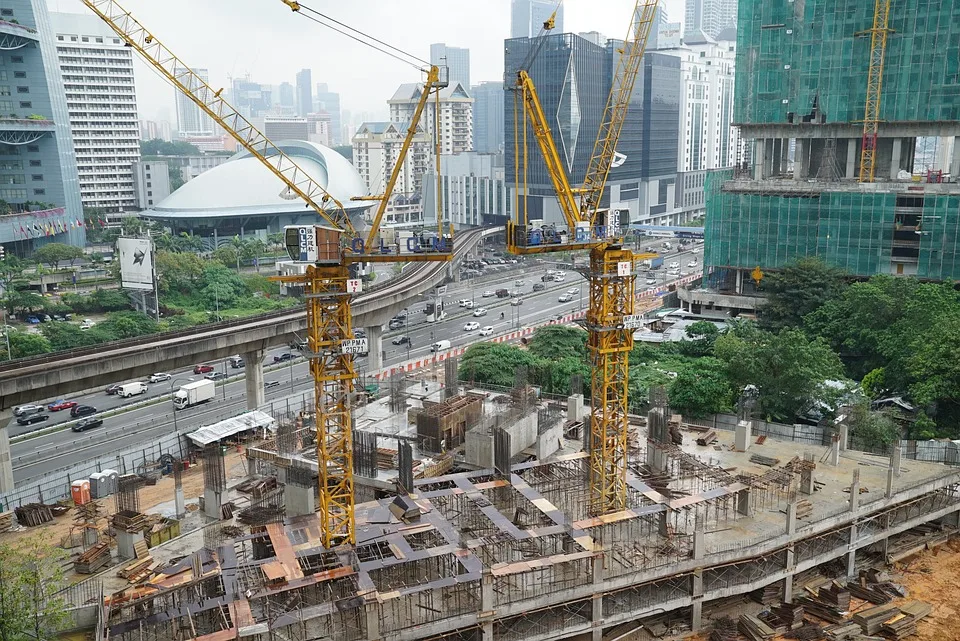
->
[510,297,523,306]
[691,248,701,254]
[668,262,680,269]
[149,373,171,383]
[464,321,480,331]
[13,404,43,416]
[687,260,698,268]
[472,308,487,317]
[554,271,565,278]
[646,278,657,285]
[514,279,525,287]
[457,299,471,307]
[79,319,95,330]
[481,290,495,297]
[479,326,494,337]
[463,300,475,309]
[558,293,573,303]
[566,288,578,294]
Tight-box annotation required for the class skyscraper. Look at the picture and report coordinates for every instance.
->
[0,0,84,252]
[231,76,272,118]
[52,12,140,213]
[471,81,504,153]
[315,83,341,145]
[430,43,470,89]
[295,68,312,117]
[684,0,737,40]
[279,82,294,108]
[175,67,214,135]
[510,0,563,39]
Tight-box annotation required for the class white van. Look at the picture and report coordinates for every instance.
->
[118,382,148,398]
[431,339,451,352]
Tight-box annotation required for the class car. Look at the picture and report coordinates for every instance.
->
[646,278,657,285]
[553,276,565,283]
[79,319,95,330]
[70,405,97,418]
[687,260,698,268]
[481,290,495,297]
[532,283,545,292]
[274,352,296,363]
[47,400,77,412]
[17,413,49,426]
[668,262,680,269]
[264,381,281,390]
[205,372,227,381]
[13,404,43,416]
[514,279,525,287]
[354,328,366,338]
[52,314,65,321]
[510,297,523,306]
[463,300,475,309]
[510,289,523,297]
[464,321,480,331]
[479,326,494,337]
[457,299,471,308]
[691,248,701,254]
[554,271,565,278]
[39,314,51,322]
[472,308,487,317]
[392,336,411,346]
[72,416,104,432]
[558,294,573,303]
[194,364,215,374]
[388,318,405,330]
[229,356,245,368]
[26,315,40,324]
[105,383,122,395]
[567,288,579,294]
[149,373,171,383]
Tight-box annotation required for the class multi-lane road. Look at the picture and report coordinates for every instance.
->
[8,242,704,483]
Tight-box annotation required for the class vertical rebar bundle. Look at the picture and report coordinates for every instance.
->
[444,357,458,399]
[353,430,378,478]
[115,474,142,514]
[203,443,227,493]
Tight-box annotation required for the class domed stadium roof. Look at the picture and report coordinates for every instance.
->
[142,140,370,220]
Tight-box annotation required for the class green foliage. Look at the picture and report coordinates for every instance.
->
[244,273,281,296]
[715,324,845,422]
[155,250,204,293]
[39,322,102,351]
[96,311,159,339]
[536,357,590,397]
[458,343,539,388]
[3,287,45,315]
[668,361,734,418]
[32,242,83,270]
[527,325,586,361]
[680,320,720,357]
[0,538,70,640]
[140,138,201,156]
[861,368,887,399]
[212,245,238,269]
[847,400,901,450]
[758,257,848,332]
[906,311,960,432]
[5,330,51,359]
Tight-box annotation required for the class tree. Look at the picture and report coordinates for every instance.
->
[88,252,104,268]
[459,343,538,388]
[681,320,720,357]
[267,232,285,255]
[758,257,848,332]
[32,243,83,270]
[5,330,51,359]
[230,236,247,271]
[212,245,238,270]
[39,322,102,351]
[0,538,70,640]
[846,399,901,451]
[668,363,733,418]
[155,250,204,292]
[905,311,960,436]
[120,216,145,237]
[96,311,159,339]
[715,324,845,422]
[3,287,46,315]
[527,325,586,361]
[242,238,266,272]
[89,288,131,312]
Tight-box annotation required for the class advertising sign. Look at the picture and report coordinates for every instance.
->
[118,237,154,291]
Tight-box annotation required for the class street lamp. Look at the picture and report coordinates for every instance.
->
[169,375,195,433]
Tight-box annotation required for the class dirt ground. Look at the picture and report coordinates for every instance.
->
[896,537,960,641]
[0,450,247,558]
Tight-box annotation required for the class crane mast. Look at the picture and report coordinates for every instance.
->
[858,0,893,183]
[85,0,453,547]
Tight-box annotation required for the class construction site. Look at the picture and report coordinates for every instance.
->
[703,0,960,307]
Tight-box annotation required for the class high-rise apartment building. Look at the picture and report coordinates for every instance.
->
[314,83,341,145]
[351,121,431,225]
[430,43,470,89]
[231,76,271,118]
[510,0,563,39]
[131,160,171,209]
[472,81,504,154]
[684,0,737,40]
[663,34,736,172]
[295,69,312,117]
[0,0,84,253]
[701,0,960,317]
[52,12,139,213]
[388,82,473,156]
[175,67,214,135]
[423,152,510,229]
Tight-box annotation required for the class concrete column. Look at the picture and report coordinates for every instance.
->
[846,522,858,578]
[830,434,840,466]
[849,469,861,512]
[203,488,222,520]
[891,442,902,477]
[567,394,584,422]
[116,530,137,560]
[244,349,265,410]
[285,483,316,516]
[690,520,705,631]
[838,423,849,452]
[885,465,895,498]
[846,138,858,179]
[736,487,752,516]
[691,599,703,632]
[365,601,381,641]
[785,501,798,536]
[0,423,13,495]
[735,269,744,294]
[800,452,816,495]
[951,136,960,179]
[764,139,775,178]
[794,139,806,180]
[366,325,384,372]
[754,139,767,180]
[890,138,903,180]
[175,486,185,520]
[783,575,794,604]
[734,420,752,452]
[772,139,783,177]
[780,138,790,174]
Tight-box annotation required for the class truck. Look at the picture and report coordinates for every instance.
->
[173,379,215,410]
[642,256,664,270]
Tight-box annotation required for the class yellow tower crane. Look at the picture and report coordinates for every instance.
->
[83,0,453,547]
[508,0,660,515]
[858,0,894,183]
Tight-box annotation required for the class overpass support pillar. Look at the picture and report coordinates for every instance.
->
[244,349,265,410]
[0,423,12,494]
[366,325,384,372]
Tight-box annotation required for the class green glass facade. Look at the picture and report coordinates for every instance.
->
[736,0,960,125]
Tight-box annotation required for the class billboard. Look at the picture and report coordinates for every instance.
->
[118,237,155,291]
[657,22,682,49]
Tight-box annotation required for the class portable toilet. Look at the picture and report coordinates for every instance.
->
[88,472,105,499]
[71,480,91,505]
[101,469,119,496]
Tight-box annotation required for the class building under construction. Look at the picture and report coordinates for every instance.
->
[92,392,960,641]
[697,0,960,314]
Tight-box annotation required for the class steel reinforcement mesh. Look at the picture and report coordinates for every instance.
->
[735,0,960,125]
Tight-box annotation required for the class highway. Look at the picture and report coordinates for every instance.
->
[7,240,704,483]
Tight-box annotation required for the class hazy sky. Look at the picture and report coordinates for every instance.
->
[49,0,685,124]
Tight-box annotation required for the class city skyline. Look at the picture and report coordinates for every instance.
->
[46,0,685,124]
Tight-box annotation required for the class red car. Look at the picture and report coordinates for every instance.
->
[193,364,215,374]
[47,399,78,412]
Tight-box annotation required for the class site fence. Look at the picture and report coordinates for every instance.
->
[685,413,827,445]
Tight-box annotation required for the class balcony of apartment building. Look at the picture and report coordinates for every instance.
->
[0,19,38,50]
